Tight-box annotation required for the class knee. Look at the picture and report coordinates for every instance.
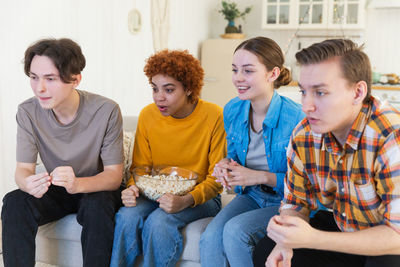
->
[78,192,119,223]
[142,210,173,237]
[2,190,29,217]
[115,207,144,228]
[200,218,224,246]
[223,217,247,245]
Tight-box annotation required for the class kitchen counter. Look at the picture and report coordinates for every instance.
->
[371,84,400,91]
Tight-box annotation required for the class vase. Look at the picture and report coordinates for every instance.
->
[225,20,238,33]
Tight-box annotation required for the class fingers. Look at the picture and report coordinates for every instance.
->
[130,185,140,197]
[51,166,75,182]
[29,172,50,182]
[282,248,293,267]
[25,173,51,196]
[30,179,51,198]
[266,250,281,267]
[229,159,240,166]
[215,177,232,190]
[122,197,137,207]
[121,194,137,207]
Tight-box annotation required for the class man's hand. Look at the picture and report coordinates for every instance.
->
[157,193,194,213]
[51,166,80,194]
[21,172,52,198]
[121,185,140,207]
[267,215,317,249]
[266,245,293,267]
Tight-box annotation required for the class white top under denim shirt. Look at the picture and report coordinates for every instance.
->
[223,91,305,197]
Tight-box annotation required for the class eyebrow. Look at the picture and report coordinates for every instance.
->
[29,72,59,77]
[232,63,255,68]
[298,82,327,90]
[150,82,176,87]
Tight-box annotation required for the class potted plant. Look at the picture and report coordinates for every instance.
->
[219,1,252,35]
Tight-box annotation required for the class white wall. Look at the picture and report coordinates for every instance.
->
[0,0,215,201]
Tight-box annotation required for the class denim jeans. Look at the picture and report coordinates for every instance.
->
[1,185,122,267]
[110,195,221,267]
[200,185,281,267]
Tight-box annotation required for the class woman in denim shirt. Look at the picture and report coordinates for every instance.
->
[200,37,305,267]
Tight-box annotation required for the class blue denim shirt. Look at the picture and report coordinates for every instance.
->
[223,91,305,197]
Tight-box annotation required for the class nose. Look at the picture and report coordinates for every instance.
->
[302,93,316,113]
[232,70,244,83]
[36,78,46,93]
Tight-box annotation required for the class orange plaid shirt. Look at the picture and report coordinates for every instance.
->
[282,97,400,233]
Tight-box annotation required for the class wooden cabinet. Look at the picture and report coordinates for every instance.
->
[262,0,365,29]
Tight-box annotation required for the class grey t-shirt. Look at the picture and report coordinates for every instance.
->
[16,90,123,177]
[245,127,269,171]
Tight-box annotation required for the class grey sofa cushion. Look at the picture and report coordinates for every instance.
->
[36,214,214,266]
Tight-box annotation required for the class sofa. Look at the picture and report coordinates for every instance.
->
[35,116,234,267]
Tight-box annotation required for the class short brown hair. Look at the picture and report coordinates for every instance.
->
[296,39,371,103]
[24,38,86,83]
[235,36,291,89]
[143,50,204,104]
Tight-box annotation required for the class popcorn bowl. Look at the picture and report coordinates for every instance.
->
[133,166,198,201]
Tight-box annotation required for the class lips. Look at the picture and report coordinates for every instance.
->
[38,96,51,101]
[307,117,319,124]
[157,105,167,112]
[237,86,250,94]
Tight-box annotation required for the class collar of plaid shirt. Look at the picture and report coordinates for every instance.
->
[282,96,400,234]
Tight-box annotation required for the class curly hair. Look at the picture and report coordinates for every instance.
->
[144,50,204,104]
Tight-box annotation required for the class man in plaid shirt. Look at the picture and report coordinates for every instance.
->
[253,39,400,267]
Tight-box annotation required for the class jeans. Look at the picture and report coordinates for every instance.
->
[200,185,281,267]
[1,185,122,267]
[110,195,221,267]
[253,210,400,267]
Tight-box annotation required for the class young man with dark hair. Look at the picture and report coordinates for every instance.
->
[253,39,400,267]
[1,38,123,267]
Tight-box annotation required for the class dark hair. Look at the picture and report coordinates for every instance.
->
[295,39,371,103]
[235,36,291,89]
[24,38,86,83]
[144,49,204,104]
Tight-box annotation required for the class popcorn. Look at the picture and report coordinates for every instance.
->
[135,174,197,201]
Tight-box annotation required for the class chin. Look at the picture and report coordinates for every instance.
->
[237,93,250,100]
[39,103,53,110]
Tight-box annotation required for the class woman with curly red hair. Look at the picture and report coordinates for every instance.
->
[110,50,226,267]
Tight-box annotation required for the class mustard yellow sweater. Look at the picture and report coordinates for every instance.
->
[127,99,226,206]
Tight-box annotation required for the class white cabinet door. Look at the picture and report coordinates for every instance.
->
[262,0,295,29]
[297,0,328,29]
[327,0,365,29]
[262,0,365,29]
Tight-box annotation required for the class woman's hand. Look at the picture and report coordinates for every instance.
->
[213,158,236,189]
[121,185,140,207]
[157,193,194,213]
[225,160,269,187]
